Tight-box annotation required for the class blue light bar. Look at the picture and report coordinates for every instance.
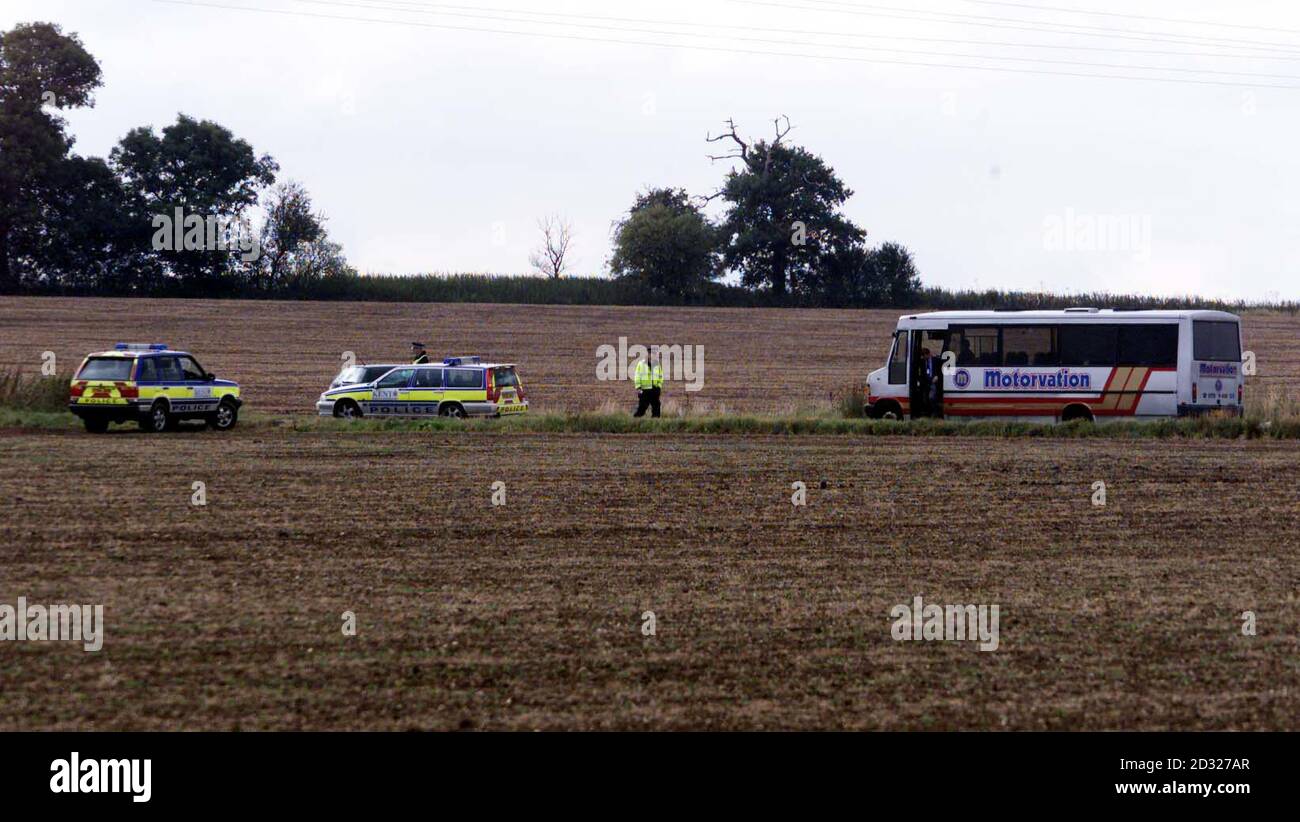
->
[114,343,169,351]
[442,356,481,366]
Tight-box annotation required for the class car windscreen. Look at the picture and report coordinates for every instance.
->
[334,366,367,385]
[77,358,135,381]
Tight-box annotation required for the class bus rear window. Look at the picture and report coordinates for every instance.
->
[1193,321,1241,362]
[77,358,134,381]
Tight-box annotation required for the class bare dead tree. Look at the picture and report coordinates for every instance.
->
[529,214,575,279]
[701,115,794,203]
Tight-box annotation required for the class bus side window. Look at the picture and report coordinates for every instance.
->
[888,332,908,384]
[1060,325,1118,366]
[1003,326,1058,367]
[955,326,998,366]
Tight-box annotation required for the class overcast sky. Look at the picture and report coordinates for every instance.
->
[7,0,1299,299]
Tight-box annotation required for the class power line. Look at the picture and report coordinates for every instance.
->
[286,0,1300,80]
[729,0,1300,55]
[791,0,1300,51]
[957,0,1300,37]
[351,0,1300,61]
[146,0,1300,89]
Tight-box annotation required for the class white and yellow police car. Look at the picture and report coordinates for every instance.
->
[316,357,527,419]
[69,344,242,433]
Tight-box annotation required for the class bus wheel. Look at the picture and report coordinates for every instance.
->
[1061,404,1094,423]
[873,401,903,421]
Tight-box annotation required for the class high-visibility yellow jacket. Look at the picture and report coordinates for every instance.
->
[634,360,664,389]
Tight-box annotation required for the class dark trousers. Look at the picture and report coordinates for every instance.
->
[634,387,661,418]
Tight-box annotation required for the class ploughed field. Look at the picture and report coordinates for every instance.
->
[3,297,1297,414]
[1,429,1297,730]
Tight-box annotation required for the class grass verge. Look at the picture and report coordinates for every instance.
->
[272,411,1300,439]
[4,403,1296,440]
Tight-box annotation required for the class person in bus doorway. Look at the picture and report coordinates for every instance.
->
[633,348,664,418]
[410,342,430,364]
[928,347,945,416]
[919,347,942,417]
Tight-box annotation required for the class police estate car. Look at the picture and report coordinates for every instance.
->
[69,344,242,433]
[316,357,527,419]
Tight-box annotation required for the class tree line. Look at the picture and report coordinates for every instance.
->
[0,22,348,297]
[0,21,926,306]
[6,22,1289,314]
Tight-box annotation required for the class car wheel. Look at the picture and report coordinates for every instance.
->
[140,401,170,433]
[83,418,109,434]
[208,398,239,431]
[438,403,466,419]
[334,400,361,419]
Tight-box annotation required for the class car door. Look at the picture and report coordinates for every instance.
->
[369,368,416,416]
[492,366,525,413]
[408,367,444,416]
[178,355,218,413]
[154,355,194,411]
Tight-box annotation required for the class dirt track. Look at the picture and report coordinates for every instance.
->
[2,428,1297,730]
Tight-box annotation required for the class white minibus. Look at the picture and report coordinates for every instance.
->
[865,308,1244,422]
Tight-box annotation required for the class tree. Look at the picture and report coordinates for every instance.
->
[813,240,876,307]
[811,241,923,307]
[0,22,103,288]
[707,117,865,298]
[249,180,350,292]
[609,187,719,298]
[24,154,160,293]
[529,214,574,279]
[111,114,278,292]
[871,241,922,306]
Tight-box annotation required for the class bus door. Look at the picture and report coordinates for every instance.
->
[1190,319,1243,412]
[910,329,949,418]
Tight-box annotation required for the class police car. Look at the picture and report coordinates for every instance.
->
[69,344,242,433]
[316,357,527,419]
